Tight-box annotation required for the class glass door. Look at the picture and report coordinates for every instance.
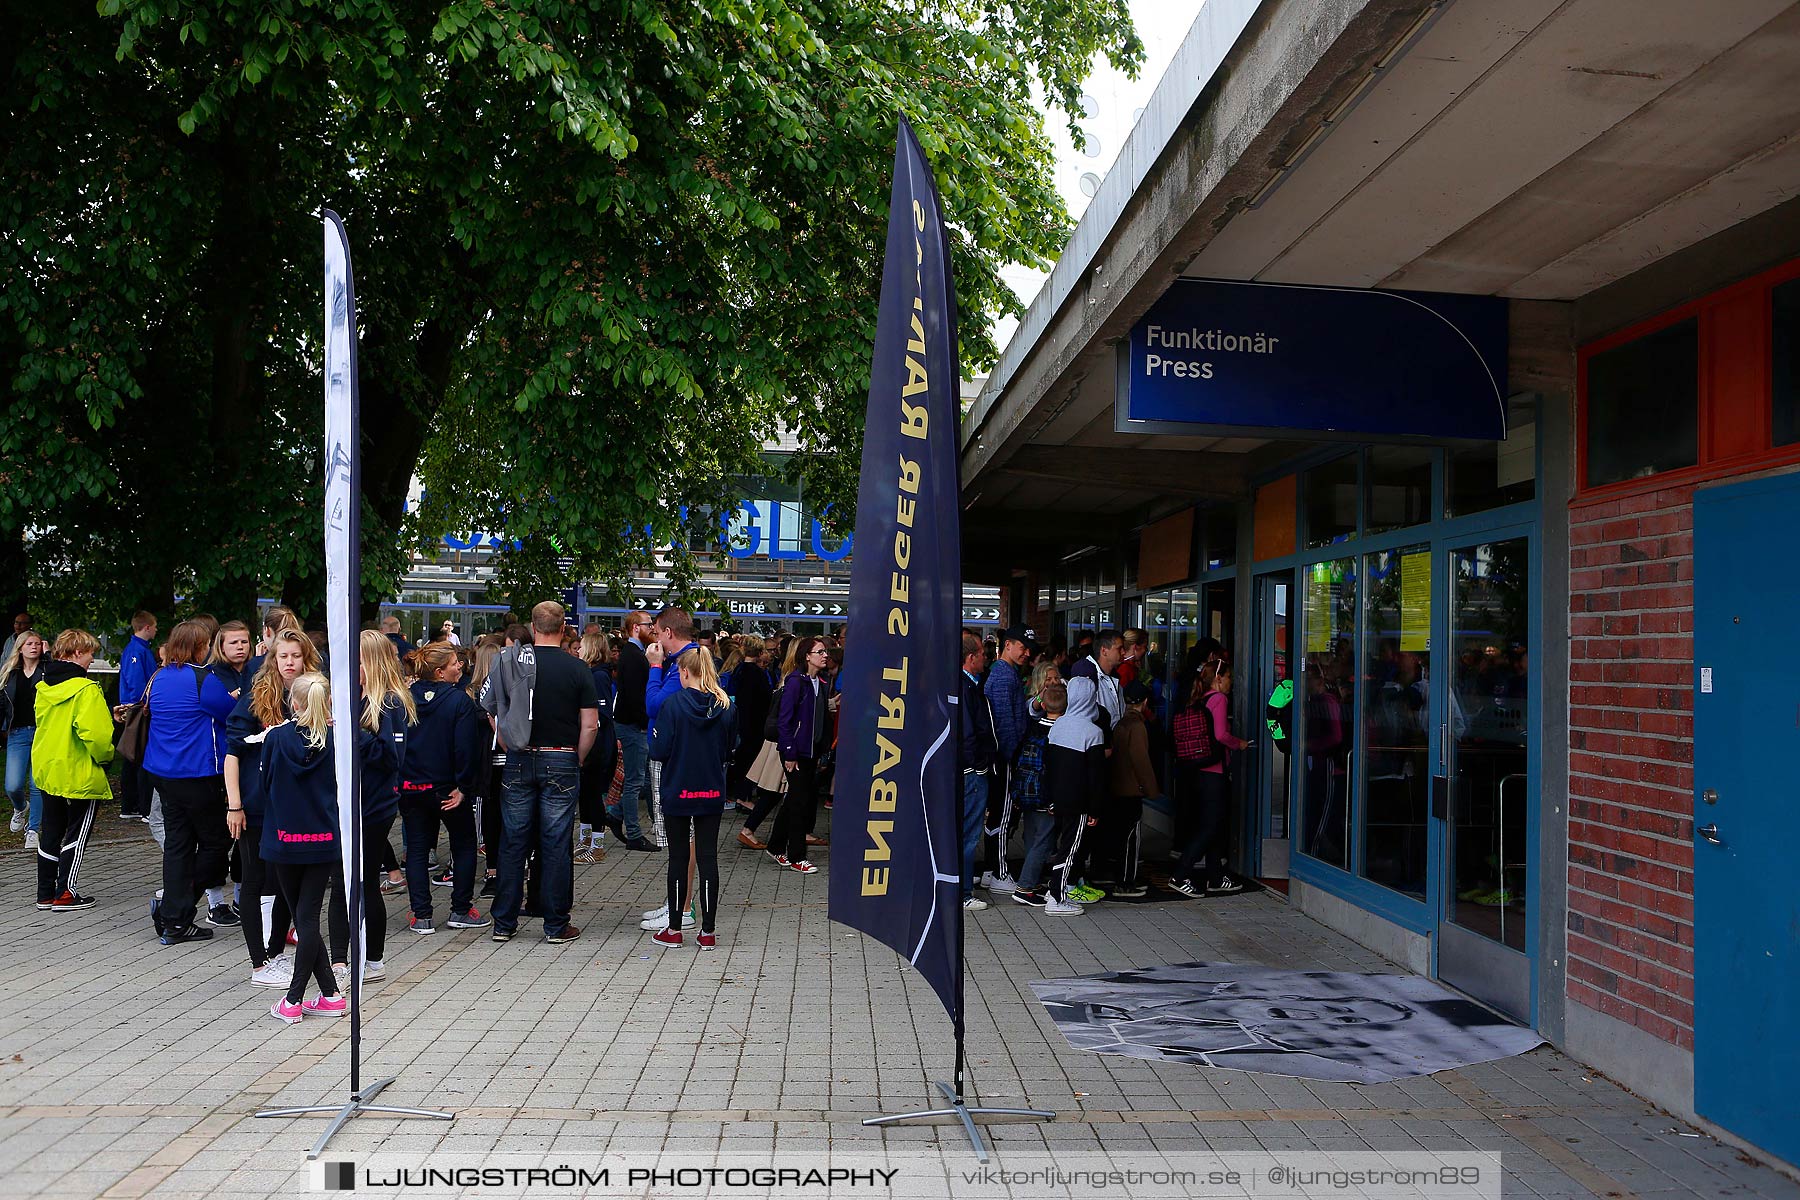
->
[1254,574,1293,875]
[1436,534,1533,1020]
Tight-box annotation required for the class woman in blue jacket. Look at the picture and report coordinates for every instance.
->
[261,673,349,1023]
[224,629,318,989]
[398,643,485,934]
[647,647,737,949]
[145,619,242,945]
[765,636,830,874]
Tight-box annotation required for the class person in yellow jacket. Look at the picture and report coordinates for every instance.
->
[32,629,115,911]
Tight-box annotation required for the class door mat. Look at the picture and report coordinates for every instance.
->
[1032,961,1543,1083]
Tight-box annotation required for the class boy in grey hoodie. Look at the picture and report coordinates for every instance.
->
[1041,670,1107,914]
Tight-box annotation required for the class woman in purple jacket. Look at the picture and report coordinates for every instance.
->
[764,636,830,874]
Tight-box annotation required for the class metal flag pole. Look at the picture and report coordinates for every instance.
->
[255,210,452,1159]
[862,690,1054,1164]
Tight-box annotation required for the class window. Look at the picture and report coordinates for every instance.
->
[1365,446,1433,536]
[1078,172,1102,198]
[1450,397,1536,516]
[1303,456,1358,549]
[1202,506,1236,570]
[1298,557,1357,869]
[1359,546,1431,900]
[1775,278,1800,447]
[1584,318,1698,487]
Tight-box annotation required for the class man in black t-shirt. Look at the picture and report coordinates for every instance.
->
[483,601,599,944]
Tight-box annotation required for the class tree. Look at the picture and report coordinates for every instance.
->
[2,0,1141,633]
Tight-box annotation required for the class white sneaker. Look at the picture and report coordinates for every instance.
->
[332,963,350,993]
[640,912,672,930]
[8,806,25,833]
[250,959,294,989]
[962,896,989,911]
[23,830,38,850]
[1045,898,1084,915]
[989,876,1017,895]
[364,959,386,980]
[642,903,668,922]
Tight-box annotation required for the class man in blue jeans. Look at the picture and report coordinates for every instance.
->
[609,610,656,851]
[958,633,998,911]
[481,601,599,944]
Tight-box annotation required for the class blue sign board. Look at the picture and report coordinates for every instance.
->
[1117,279,1508,441]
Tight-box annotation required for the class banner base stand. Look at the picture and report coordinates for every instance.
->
[862,1080,1053,1164]
[256,1075,454,1160]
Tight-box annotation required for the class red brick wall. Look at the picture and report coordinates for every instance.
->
[1567,483,1696,1051]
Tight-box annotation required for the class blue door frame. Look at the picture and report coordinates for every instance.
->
[1248,445,1541,1024]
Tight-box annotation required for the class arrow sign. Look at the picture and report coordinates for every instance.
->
[986,608,1000,620]
[830,604,845,616]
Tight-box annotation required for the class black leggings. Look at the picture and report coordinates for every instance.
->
[329,814,394,966]
[237,823,293,968]
[665,813,721,934]
[767,759,818,862]
[274,860,336,1005]
[1176,769,1232,886]
[482,761,504,873]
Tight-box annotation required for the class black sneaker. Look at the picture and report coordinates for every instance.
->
[431,868,453,887]
[480,877,497,898]
[1011,889,1046,908]
[626,837,658,852]
[491,927,515,942]
[207,902,241,927]
[149,895,164,933]
[51,891,96,911]
[1169,878,1202,898]
[1113,883,1149,900]
[1207,877,1247,895]
[160,924,214,946]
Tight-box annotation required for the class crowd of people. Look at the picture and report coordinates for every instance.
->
[0,603,1255,1023]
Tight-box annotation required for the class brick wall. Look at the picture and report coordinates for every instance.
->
[1567,483,1696,1051]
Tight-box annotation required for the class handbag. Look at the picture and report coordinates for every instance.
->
[115,665,207,766]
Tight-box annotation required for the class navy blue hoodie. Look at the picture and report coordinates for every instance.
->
[361,696,409,825]
[260,722,343,865]
[648,687,738,818]
[402,679,479,793]
[225,690,284,823]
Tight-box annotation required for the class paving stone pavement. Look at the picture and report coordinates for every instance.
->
[1,815,1796,1200]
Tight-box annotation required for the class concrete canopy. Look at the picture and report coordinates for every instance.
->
[960,0,1800,568]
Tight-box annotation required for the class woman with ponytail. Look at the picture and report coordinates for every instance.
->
[326,631,413,983]
[225,629,316,990]
[646,647,737,949]
[261,673,353,1022]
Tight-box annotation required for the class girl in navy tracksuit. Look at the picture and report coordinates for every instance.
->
[647,647,738,948]
[399,643,484,933]
[261,672,348,1021]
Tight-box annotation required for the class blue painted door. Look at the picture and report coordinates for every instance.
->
[1693,475,1800,1164]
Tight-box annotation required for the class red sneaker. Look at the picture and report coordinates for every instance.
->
[697,932,717,951]
[789,860,819,875]
[649,927,683,948]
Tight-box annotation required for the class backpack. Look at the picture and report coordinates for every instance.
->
[1173,699,1225,769]
[1010,725,1051,810]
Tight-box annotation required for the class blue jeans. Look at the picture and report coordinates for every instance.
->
[5,728,44,833]
[612,725,647,843]
[1015,809,1059,892]
[492,751,579,936]
[960,772,988,899]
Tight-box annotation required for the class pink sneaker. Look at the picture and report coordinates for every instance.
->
[697,932,717,951]
[301,994,347,1018]
[270,999,303,1025]
[649,928,683,948]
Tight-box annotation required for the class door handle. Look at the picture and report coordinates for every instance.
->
[1697,823,1723,845]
